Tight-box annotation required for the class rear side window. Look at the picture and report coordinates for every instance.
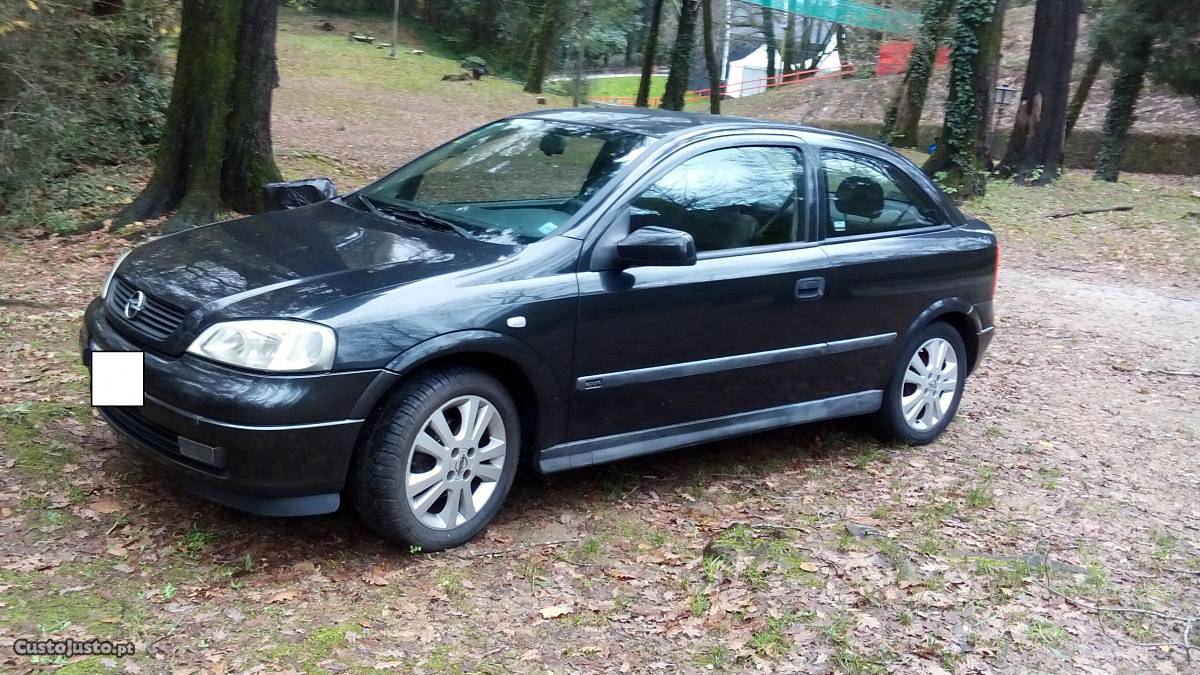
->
[629,146,807,253]
[820,149,942,238]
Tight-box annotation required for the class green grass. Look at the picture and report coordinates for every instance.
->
[0,402,91,479]
[967,170,1200,276]
[262,620,364,673]
[749,614,795,655]
[577,74,665,101]
[0,566,150,640]
[277,11,565,105]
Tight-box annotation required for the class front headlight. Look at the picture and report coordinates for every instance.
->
[99,250,131,299]
[186,320,336,372]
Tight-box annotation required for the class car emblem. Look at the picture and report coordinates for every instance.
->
[124,291,146,320]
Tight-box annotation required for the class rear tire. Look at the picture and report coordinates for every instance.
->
[352,367,520,551]
[872,322,967,445]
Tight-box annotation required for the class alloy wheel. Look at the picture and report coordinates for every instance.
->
[405,395,507,530]
[900,337,959,431]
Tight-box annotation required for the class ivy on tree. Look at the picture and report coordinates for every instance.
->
[1092,0,1198,182]
[660,0,700,111]
[922,0,1007,198]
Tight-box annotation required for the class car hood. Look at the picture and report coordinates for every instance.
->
[117,200,518,319]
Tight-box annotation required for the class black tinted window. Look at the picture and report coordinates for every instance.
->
[629,146,806,252]
[821,149,942,238]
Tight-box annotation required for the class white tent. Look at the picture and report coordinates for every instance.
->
[723,32,841,99]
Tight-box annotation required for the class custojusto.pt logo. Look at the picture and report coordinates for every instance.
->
[13,638,136,659]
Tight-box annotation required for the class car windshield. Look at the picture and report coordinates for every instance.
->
[355,118,649,245]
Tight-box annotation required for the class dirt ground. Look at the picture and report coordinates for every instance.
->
[2,15,1199,675]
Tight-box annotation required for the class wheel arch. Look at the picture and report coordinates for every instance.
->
[350,330,565,468]
[904,298,983,374]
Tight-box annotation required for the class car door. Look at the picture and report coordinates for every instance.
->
[567,137,838,442]
[816,143,988,393]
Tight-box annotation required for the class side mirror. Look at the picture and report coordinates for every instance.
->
[263,178,337,212]
[615,226,696,268]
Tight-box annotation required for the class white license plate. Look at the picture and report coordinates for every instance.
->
[90,351,144,407]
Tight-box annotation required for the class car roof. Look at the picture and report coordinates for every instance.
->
[513,106,891,150]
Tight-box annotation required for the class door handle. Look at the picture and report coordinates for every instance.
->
[794,277,825,300]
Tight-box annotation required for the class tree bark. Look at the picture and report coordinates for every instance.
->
[113,0,246,232]
[923,0,1007,198]
[702,0,721,113]
[1065,50,1101,139]
[835,24,848,75]
[881,0,953,147]
[524,0,561,94]
[782,0,796,75]
[661,0,700,110]
[760,5,777,83]
[1094,32,1151,181]
[223,0,283,214]
[636,0,666,107]
[997,0,1081,183]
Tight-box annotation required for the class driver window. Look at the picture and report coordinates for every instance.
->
[628,146,806,253]
[820,149,941,238]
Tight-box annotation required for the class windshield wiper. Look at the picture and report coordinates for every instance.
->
[355,193,474,239]
[354,192,388,219]
[383,203,475,239]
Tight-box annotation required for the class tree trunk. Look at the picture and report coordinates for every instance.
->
[881,0,953,147]
[524,0,561,94]
[626,0,651,68]
[760,5,777,83]
[114,0,266,232]
[636,0,666,107]
[997,0,1080,184]
[1094,33,1151,182]
[835,24,849,76]
[922,0,1007,198]
[702,0,721,113]
[223,0,283,214]
[661,0,700,110]
[1065,50,1101,139]
[782,0,797,75]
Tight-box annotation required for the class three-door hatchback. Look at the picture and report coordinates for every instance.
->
[82,109,996,550]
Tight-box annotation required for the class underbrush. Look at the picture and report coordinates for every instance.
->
[0,0,173,233]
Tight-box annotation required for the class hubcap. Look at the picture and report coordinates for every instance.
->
[900,337,959,431]
[405,395,506,530]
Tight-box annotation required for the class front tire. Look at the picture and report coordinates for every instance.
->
[873,322,967,445]
[353,367,521,551]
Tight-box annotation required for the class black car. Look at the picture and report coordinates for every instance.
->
[82,109,996,551]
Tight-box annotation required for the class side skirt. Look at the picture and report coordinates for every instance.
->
[538,390,883,473]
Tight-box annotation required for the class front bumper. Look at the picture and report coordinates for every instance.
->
[82,299,395,516]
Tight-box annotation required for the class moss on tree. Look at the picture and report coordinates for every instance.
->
[523,0,561,94]
[112,0,281,232]
[661,0,700,111]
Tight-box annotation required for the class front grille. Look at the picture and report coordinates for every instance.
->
[107,277,187,341]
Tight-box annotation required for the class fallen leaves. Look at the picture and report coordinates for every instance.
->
[267,589,300,604]
[89,498,123,514]
[538,603,572,619]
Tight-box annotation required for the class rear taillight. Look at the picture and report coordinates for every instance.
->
[992,243,1000,297]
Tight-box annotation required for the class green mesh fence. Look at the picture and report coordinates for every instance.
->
[750,0,920,35]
